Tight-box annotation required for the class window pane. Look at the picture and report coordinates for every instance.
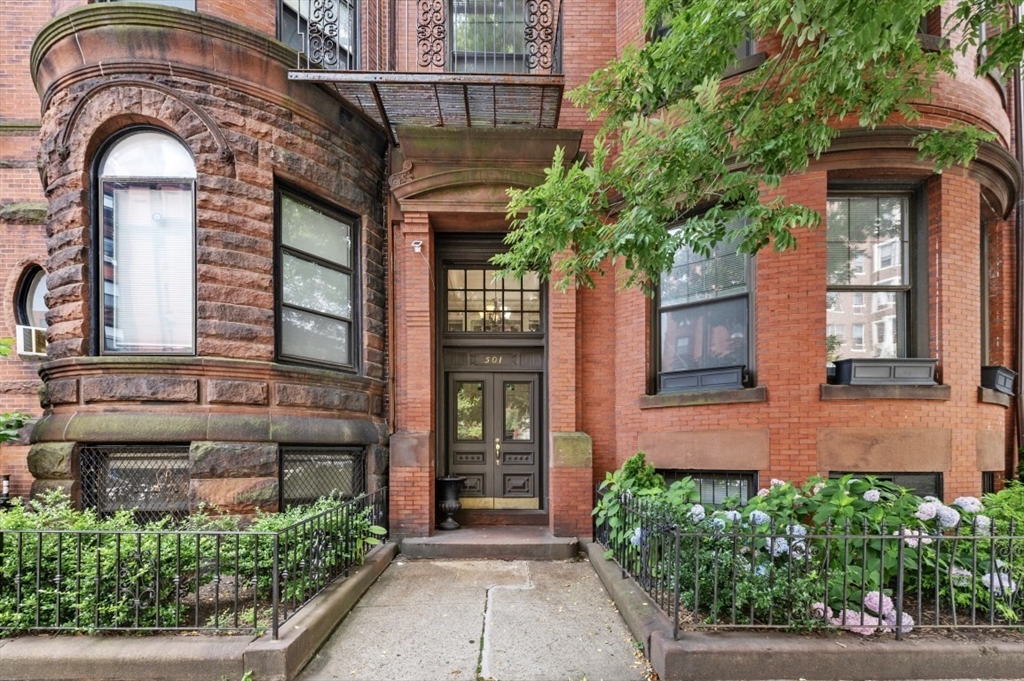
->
[104,183,194,353]
[451,0,527,73]
[504,381,532,440]
[100,131,196,178]
[445,266,542,333]
[19,268,48,329]
[826,292,905,360]
[283,253,351,319]
[661,297,747,371]
[456,381,484,441]
[826,196,909,286]
[281,307,349,365]
[281,194,351,267]
[661,238,747,308]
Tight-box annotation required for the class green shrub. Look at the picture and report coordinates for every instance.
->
[0,490,386,636]
[597,460,1024,633]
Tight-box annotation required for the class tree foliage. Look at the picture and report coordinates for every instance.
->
[496,0,1024,291]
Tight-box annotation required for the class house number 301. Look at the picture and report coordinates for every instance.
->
[483,356,504,364]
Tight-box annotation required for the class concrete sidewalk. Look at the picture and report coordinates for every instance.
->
[296,557,650,681]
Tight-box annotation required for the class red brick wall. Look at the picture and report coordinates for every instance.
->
[389,213,436,537]
[597,167,1013,501]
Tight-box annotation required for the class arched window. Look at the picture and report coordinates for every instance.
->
[98,130,196,354]
[14,265,49,357]
[16,265,48,329]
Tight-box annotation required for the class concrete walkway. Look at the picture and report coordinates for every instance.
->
[296,557,650,681]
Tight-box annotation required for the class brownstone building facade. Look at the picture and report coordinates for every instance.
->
[0,0,1020,538]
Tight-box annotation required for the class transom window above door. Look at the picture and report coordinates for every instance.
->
[445,268,542,333]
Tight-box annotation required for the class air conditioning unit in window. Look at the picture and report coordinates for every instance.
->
[15,325,47,358]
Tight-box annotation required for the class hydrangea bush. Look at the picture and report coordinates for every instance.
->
[596,454,1024,634]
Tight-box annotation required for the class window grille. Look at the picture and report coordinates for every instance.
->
[280,447,366,509]
[982,471,996,495]
[659,470,757,506]
[829,471,943,498]
[80,445,191,524]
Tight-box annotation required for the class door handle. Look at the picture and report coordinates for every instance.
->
[494,438,501,465]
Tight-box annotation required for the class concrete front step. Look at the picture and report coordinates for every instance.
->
[399,526,579,560]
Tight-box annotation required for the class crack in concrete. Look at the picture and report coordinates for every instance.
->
[477,563,534,681]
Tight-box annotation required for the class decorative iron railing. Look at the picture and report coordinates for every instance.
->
[597,495,1023,640]
[280,0,563,74]
[0,488,388,639]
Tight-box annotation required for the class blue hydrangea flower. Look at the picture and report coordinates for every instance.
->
[863,489,881,503]
[722,510,741,523]
[953,496,983,514]
[769,537,790,557]
[973,514,992,531]
[687,504,706,522]
[936,505,961,528]
[915,501,939,521]
[711,517,726,532]
[750,510,771,526]
[786,524,808,538]
[630,526,643,546]
[981,572,1018,596]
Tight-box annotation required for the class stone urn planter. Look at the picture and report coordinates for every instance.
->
[436,476,466,531]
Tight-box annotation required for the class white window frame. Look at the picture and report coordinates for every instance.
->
[852,323,865,349]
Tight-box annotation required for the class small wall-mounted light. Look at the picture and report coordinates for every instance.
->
[411,240,423,253]
[1,474,9,509]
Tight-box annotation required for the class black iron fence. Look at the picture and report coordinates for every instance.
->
[597,495,1023,640]
[0,488,388,639]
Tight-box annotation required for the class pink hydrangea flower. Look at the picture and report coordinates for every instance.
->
[830,609,878,635]
[863,591,894,616]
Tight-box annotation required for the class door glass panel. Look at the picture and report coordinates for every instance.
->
[456,381,484,441]
[504,381,532,441]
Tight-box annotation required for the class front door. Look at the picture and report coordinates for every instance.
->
[448,372,540,509]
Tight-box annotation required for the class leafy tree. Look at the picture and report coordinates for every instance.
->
[496,0,1024,291]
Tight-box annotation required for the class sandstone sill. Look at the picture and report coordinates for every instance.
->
[819,384,952,401]
[639,386,767,409]
[978,386,1012,408]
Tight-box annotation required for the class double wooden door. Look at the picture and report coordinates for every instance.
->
[447,372,540,509]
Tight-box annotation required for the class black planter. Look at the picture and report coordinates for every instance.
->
[981,365,1017,395]
[436,476,466,531]
[831,358,938,386]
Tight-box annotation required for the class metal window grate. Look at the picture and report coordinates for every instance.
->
[982,471,996,495]
[80,445,191,524]
[280,447,366,509]
[829,471,943,498]
[659,470,756,506]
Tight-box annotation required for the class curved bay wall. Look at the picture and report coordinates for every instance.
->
[29,5,389,513]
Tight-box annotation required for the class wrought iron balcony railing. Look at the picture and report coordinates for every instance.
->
[280,0,563,75]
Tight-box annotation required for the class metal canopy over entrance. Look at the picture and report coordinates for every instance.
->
[287,71,564,146]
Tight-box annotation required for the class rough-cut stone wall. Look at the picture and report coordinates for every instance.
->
[26,5,389,513]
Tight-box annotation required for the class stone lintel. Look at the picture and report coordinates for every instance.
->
[639,430,770,471]
[817,428,952,472]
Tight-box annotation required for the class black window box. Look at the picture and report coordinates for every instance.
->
[981,365,1017,395]
[831,358,938,386]
[660,365,746,393]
